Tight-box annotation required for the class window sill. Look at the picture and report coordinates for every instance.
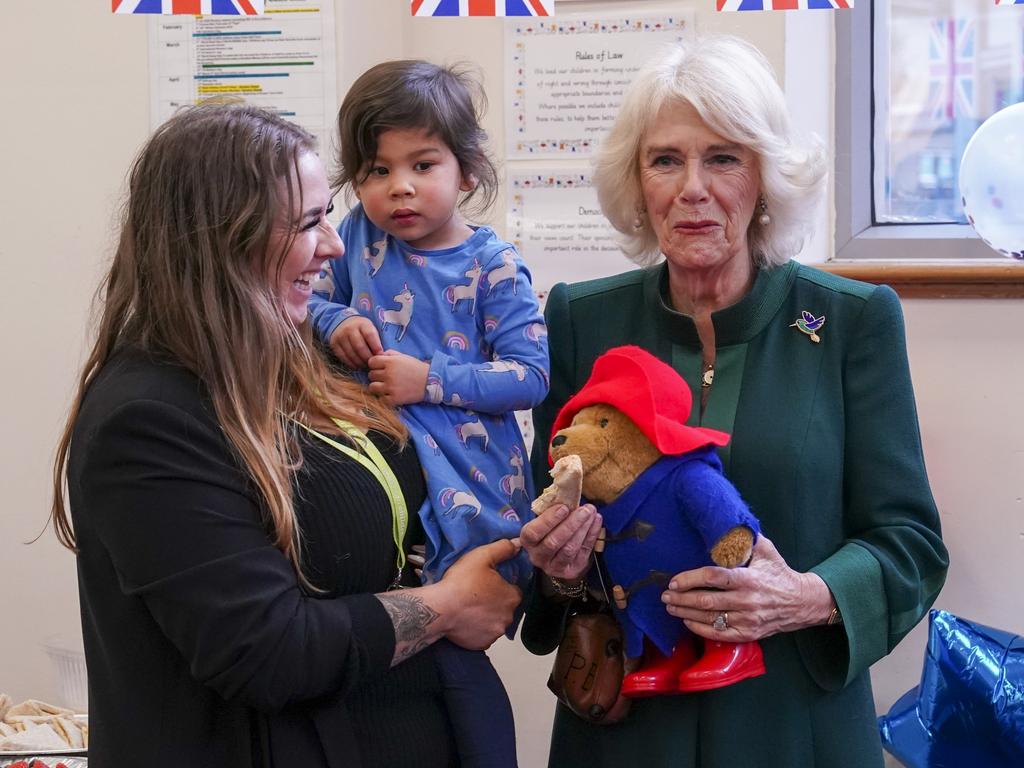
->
[818,261,1024,298]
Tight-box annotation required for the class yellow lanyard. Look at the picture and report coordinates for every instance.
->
[297,418,408,578]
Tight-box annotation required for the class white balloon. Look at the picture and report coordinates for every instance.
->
[959,102,1024,260]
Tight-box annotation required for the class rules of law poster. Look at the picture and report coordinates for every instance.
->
[505,12,692,158]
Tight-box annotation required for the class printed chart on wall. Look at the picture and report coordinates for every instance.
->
[505,12,692,158]
[508,172,631,306]
[149,0,336,152]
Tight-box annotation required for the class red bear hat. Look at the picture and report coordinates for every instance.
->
[549,345,730,462]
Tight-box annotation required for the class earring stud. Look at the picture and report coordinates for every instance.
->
[632,206,646,231]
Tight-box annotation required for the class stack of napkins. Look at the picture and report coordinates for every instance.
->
[0,694,87,752]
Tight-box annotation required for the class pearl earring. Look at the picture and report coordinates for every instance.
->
[632,206,646,231]
[758,197,771,227]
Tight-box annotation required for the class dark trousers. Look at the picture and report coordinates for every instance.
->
[433,639,518,768]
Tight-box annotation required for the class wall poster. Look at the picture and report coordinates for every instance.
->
[508,171,632,300]
[149,0,337,152]
[505,12,692,158]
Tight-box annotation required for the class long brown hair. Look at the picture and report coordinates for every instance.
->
[51,103,406,583]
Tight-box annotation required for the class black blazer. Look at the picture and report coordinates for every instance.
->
[68,348,442,767]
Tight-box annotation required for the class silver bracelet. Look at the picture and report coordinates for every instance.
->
[549,576,587,600]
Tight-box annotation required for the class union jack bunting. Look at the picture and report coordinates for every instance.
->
[717,0,852,10]
[928,17,976,123]
[412,0,554,16]
[994,1,1024,6]
[112,0,264,14]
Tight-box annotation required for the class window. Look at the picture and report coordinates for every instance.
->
[829,0,1024,297]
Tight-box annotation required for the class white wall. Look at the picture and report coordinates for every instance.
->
[1,4,1021,768]
[870,298,1024,706]
[0,0,151,711]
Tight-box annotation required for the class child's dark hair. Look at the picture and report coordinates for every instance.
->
[334,59,498,216]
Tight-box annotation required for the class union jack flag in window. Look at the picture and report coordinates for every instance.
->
[112,0,264,14]
[716,0,852,10]
[928,18,976,124]
[412,0,553,16]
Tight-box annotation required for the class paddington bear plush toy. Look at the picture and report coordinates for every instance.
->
[545,345,765,696]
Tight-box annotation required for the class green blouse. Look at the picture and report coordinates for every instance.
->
[525,261,948,768]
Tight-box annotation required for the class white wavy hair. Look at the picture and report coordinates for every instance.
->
[593,35,827,268]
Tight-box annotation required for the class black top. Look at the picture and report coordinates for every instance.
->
[68,348,454,767]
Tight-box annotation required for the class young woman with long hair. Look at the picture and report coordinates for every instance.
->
[51,103,520,767]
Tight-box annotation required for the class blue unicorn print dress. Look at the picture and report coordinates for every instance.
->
[309,205,549,594]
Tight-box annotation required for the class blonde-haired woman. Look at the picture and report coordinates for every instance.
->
[52,103,520,767]
[521,35,947,767]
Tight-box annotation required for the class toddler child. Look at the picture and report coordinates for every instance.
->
[310,60,549,768]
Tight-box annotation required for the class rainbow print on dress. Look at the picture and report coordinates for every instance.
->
[112,0,264,14]
[717,0,852,10]
[412,0,553,16]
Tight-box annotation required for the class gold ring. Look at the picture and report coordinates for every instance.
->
[712,611,729,631]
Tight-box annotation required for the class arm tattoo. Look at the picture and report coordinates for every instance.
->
[377,592,441,667]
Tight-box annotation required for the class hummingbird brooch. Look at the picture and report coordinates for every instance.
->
[790,311,826,343]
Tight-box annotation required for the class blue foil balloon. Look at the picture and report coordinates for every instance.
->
[878,610,1024,767]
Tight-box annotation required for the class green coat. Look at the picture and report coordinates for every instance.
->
[524,261,948,768]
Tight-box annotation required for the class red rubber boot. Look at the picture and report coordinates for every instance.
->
[676,640,765,692]
[621,638,699,698]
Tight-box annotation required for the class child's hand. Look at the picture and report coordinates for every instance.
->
[330,316,383,369]
[368,350,430,405]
